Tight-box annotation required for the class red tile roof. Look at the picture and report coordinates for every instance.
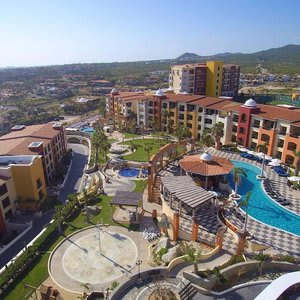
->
[252,105,300,122]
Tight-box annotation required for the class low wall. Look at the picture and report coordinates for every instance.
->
[110,268,169,300]
[183,261,300,291]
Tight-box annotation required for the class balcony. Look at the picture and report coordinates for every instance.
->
[252,120,260,128]
[262,121,275,130]
[289,126,300,138]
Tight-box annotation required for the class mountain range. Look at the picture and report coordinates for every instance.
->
[173,44,300,73]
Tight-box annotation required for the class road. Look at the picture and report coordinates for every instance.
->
[0,143,89,269]
[59,143,89,203]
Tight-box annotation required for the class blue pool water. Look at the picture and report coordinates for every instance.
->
[229,160,300,236]
[80,126,94,134]
[119,168,148,178]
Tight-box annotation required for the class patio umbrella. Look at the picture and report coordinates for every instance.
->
[287,176,300,182]
[268,160,281,167]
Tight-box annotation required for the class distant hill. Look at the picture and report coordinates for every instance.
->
[175,52,202,61]
[173,44,300,73]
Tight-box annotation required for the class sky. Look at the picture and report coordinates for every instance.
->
[0,0,300,67]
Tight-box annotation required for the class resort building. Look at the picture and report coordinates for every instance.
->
[0,155,47,233]
[169,61,240,97]
[0,123,67,184]
[106,89,300,167]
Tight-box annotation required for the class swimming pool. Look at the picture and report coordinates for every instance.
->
[229,160,300,236]
[119,168,148,178]
[80,126,94,134]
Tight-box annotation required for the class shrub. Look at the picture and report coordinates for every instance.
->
[157,248,168,260]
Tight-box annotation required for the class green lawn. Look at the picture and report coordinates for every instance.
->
[122,132,143,140]
[120,139,168,162]
[133,179,147,193]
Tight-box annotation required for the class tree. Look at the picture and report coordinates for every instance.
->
[129,141,138,161]
[212,267,228,287]
[182,243,202,274]
[255,253,271,276]
[153,117,161,141]
[294,150,300,176]
[175,124,190,144]
[102,142,111,161]
[144,144,153,161]
[128,120,137,140]
[98,99,106,118]
[91,125,102,167]
[211,122,224,150]
[238,192,251,233]
[196,130,214,150]
[257,142,269,178]
[233,167,247,197]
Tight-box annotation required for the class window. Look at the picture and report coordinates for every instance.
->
[233,115,239,122]
[204,118,212,124]
[287,142,297,151]
[198,116,202,122]
[36,178,42,189]
[0,184,8,196]
[252,131,258,139]
[239,127,245,134]
[232,125,237,133]
[261,134,270,143]
[187,123,192,128]
[241,113,247,123]
[2,196,10,209]
[197,125,201,131]
[187,115,193,120]
[285,155,294,165]
[179,105,185,112]
[277,139,284,148]
[253,119,260,128]
[198,107,203,113]
[279,126,287,135]
[251,142,257,149]
[162,103,167,109]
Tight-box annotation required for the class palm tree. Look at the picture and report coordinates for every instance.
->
[212,267,228,287]
[92,125,102,167]
[175,124,190,144]
[211,122,224,150]
[129,142,138,161]
[238,192,251,233]
[233,167,247,197]
[153,117,161,141]
[128,120,137,140]
[257,143,269,178]
[294,150,300,176]
[255,253,271,276]
[144,144,153,161]
[196,130,214,151]
[182,243,202,274]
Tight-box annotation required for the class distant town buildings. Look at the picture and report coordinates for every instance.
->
[169,61,240,97]
[106,89,300,167]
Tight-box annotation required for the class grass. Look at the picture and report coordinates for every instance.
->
[133,179,147,193]
[122,132,143,140]
[120,139,169,162]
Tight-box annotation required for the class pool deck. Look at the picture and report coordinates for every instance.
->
[208,148,300,259]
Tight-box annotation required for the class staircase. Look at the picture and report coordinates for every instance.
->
[178,282,197,300]
[151,176,162,204]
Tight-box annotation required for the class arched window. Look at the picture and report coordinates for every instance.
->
[241,113,247,123]
[287,142,297,151]
[285,155,294,165]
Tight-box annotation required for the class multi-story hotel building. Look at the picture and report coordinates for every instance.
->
[169,61,240,97]
[106,89,300,167]
[0,123,67,184]
[0,155,47,234]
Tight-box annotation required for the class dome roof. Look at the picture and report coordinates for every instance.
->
[111,88,118,95]
[200,152,212,161]
[155,89,165,97]
[244,98,257,107]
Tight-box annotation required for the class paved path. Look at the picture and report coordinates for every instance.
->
[59,143,89,203]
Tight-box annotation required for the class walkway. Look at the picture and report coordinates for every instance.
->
[59,143,89,203]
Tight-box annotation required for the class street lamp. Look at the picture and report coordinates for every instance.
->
[136,259,142,282]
